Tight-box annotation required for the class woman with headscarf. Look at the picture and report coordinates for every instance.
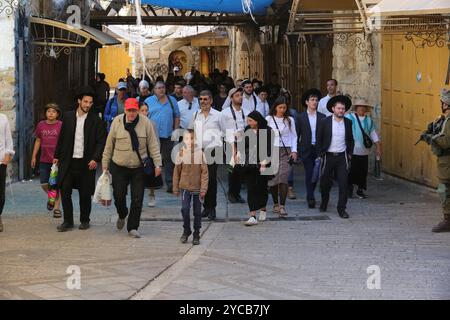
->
[241,111,274,226]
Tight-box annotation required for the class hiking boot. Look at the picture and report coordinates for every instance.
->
[0,217,3,232]
[245,216,258,226]
[356,188,367,199]
[180,231,191,243]
[116,218,125,230]
[432,219,450,233]
[192,233,200,245]
[288,187,297,199]
[79,222,90,230]
[57,222,74,232]
[128,230,141,238]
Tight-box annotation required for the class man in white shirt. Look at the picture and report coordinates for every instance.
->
[318,79,338,117]
[221,79,259,114]
[0,100,14,232]
[189,90,223,220]
[220,87,247,203]
[178,85,200,129]
[296,89,326,209]
[256,86,270,117]
[54,86,107,232]
[316,95,354,218]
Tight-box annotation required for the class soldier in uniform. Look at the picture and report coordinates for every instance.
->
[420,88,450,233]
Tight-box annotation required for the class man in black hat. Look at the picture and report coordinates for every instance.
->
[53,86,107,232]
[296,88,326,208]
[316,95,354,218]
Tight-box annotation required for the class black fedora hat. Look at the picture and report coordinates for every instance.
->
[326,95,352,113]
[301,88,322,107]
[75,85,95,100]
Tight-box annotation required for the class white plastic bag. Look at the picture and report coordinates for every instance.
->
[93,172,112,206]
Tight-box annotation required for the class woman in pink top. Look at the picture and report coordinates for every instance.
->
[31,103,63,218]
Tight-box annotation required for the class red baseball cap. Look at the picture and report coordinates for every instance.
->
[125,98,139,110]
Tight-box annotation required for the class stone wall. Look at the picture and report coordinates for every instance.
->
[332,32,382,169]
[0,13,17,175]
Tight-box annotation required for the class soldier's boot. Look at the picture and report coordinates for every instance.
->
[432,215,450,233]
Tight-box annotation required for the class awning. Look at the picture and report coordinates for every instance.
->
[29,16,121,47]
[368,0,450,16]
[140,0,273,15]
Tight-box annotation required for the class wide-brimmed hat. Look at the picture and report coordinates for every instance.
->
[352,98,373,109]
[326,95,352,113]
[441,88,450,105]
[75,86,95,100]
[228,87,243,98]
[301,88,322,107]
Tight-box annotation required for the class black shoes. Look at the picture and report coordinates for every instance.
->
[193,233,200,245]
[432,219,450,233]
[236,195,246,203]
[79,222,90,230]
[180,231,191,243]
[166,185,173,193]
[338,210,349,219]
[356,188,367,199]
[208,208,216,221]
[227,193,238,203]
[57,222,74,232]
[201,209,210,218]
[307,199,316,209]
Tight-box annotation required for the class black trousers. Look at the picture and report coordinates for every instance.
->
[60,159,92,225]
[320,152,349,211]
[0,164,6,216]
[111,162,145,232]
[302,147,318,201]
[348,155,368,190]
[246,169,269,212]
[204,148,219,210]
[160,138,174,189]
[228,168,242,198]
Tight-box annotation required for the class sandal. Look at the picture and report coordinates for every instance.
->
[279,206,288,218]
[53,209,62,218]
[273,204,280,214]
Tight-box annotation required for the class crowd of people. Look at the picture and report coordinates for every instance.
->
[2,67,449,242]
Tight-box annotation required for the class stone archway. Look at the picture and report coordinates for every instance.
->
[168,50,188,77]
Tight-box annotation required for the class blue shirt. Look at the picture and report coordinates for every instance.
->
[145,95,180,139]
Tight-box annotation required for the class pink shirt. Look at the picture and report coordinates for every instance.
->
[35,120,62,164]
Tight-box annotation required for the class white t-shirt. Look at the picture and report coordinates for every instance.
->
[318,95,333,117]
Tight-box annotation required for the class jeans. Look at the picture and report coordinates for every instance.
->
[302,148,318,201]
[0,164,6,216]
[181,189,202,235]
[111,162,145,232]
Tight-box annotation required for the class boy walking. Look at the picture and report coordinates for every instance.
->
[173,129,208,245]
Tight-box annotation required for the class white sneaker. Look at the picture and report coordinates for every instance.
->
[245,216,258,226]
[259,210,267,222]
[148,195,156,207]
[128,230,141,238]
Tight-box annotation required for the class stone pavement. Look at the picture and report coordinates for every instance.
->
[1,165,450,299]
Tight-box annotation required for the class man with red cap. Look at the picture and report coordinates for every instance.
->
[102,98,162,238]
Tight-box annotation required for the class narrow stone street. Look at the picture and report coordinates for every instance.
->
[1,167,449,300]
